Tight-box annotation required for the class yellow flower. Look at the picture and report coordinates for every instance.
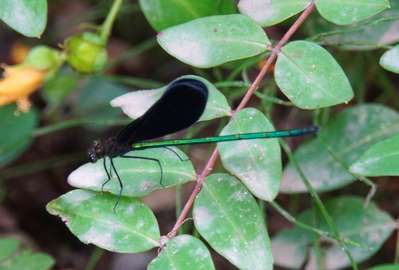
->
[0,65,46,112]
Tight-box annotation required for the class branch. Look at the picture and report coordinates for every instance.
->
[165,2,316,241]
[100,0,124,43]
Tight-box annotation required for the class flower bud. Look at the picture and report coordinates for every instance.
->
[65,32,107,74]
[25,46,64,71]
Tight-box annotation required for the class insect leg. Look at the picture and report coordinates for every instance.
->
[121,155,164,187]
[110,158,123,212]
[109,157,113,178]
[163,146,189,162]
[102,157,112,192]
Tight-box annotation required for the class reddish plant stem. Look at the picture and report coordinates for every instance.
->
[165,2,316,241]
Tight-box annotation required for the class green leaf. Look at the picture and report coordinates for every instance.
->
[68,148,195,197]
[271,221,314,268]
[193,174,273,270]
[272,196,395,269]
[42,69,78,113]
[148,235,215,270]
[275,40,353,109]
[380,45,399,74]
[0,105,38,167]
[157,14,269,68]
[0,237,54,270]
[1,251,54,270]
[308,11,399,50]
[74,77,128,123]
[139,0,236,32]
[25,46,63,71]
[350,134,399,176]
[218,108,281,201]
[310,21,399,51]
[46,189,160,253]
[0,238,19,261]
[238,0,309,26]
[282,104,399,193]
[111,75,231,122]
[369,265,399,270]
[315,0,390,25]
[0,0,47,37]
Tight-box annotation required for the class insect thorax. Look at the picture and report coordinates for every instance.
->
[88,136,130,162]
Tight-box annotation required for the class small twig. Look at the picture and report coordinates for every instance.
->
[281,141,358,270]
[84,247,105,270]
[106,37,157,69]
[395,218,399,263]
[164,1,317,243]
[269,201,361,248]
[105,75,163,88]
[318,136,377,207]
[1,152,85,180]
[254,91,293,106]
[33,118,131,137]
[214,80,250,88]
[175,184,183,221]
[100,0,124,43]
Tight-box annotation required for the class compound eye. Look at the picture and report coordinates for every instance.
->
[95,141,103,152]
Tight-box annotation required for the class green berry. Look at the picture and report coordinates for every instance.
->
[65,32,107,74]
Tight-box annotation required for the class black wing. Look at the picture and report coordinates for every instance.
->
[116,78,208,145]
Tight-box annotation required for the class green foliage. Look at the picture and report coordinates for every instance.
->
[157,14,269,68]
[193,174,273,270]
[0,238,18,261]
[218,108,281,201]
[46,190,160,253]
[380,44,399,74]
[1,1,398,269]
[148,235,215,270]
[24,46,63,72]
[350,134,399,176]
[238,0,309,26]
[139,0,236,31]
[0,237,54,270]
[42,70,78,113]
[282,104,399,193]
[369,265,399,270]
[272,196,395,269]
[67,148,195,197]
[308,2,399,50]
[0,0,47,37]
[275,40,353,109]
[315,0,390,25]
[0,105,37,167]
[74,77,128,123]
